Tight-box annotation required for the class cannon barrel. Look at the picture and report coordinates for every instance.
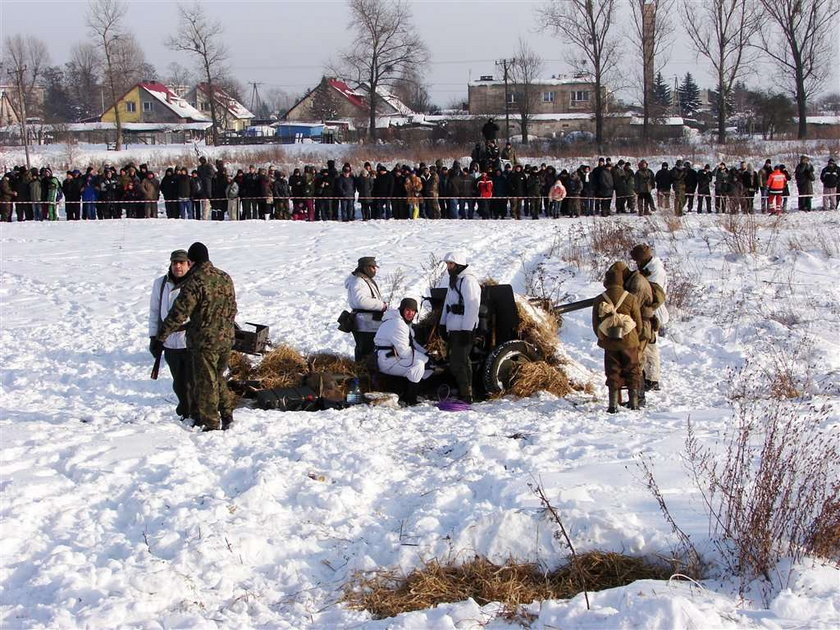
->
[552,296,598,314]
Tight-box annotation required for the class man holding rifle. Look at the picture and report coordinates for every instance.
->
[153,242,238,431]
[149,249,193,421]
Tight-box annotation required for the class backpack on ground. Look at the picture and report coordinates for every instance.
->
[598,291,636,340]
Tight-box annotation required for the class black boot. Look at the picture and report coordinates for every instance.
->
[221,413,233,430]
[607,388,620,413]
[628,389,640,410]
[402,380,419,406]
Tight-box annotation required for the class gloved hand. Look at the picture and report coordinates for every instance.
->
[149,337,164,359]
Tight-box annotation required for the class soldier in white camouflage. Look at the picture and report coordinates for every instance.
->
[157,242,237,431]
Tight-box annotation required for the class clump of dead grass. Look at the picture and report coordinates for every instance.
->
[343,551,672,620]
[228,351,253,381]
[516,301,560,365]
[509,361,572,398]
[253,344,308,389]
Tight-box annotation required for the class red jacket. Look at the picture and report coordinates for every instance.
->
[767,170,787,193]
[477,178,493,198]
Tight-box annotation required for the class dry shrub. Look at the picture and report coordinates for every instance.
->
[516,301,560,365]
[807,496,840,562]
[787,225,840,258]
[718,212,783,256]
[561,219,638,280]
[253,344,308,388]
[509,361,571,398]
[685,399,839,598]
[343,552,671,620]
[664,263,700,318]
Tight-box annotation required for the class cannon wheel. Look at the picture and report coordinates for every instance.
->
[481,340,541,394]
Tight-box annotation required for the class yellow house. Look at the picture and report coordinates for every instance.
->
[101,82,209,124]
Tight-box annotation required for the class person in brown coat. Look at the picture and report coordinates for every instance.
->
[139,171,160,218]
[610,261,666,407]
[592,264,644,412]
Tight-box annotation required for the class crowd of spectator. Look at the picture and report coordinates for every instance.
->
[1,151,837,223]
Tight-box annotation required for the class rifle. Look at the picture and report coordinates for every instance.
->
[151,354,161,380]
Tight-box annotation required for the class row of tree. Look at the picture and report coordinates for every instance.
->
[4,0,836,153]
[536,0,835,144]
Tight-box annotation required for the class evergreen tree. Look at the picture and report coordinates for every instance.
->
[309,77,340,122]
[41,67,76,123]
[677,72,701,117]
[652,71,671,107]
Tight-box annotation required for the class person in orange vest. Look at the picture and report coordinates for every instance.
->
[766,165,788,215]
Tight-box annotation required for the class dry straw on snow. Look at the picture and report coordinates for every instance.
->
[343,551,672,620]
[509,361,572,399]
[253,344,308,389]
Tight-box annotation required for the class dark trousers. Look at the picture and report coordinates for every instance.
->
[448,331,474,398]
[604,347,641,390]
[352,331,376,363]
[637,193,654,215]
[164,348,193,418]
[191,346,233,429]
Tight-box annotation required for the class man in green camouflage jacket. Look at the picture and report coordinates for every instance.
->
[156,242,237,431]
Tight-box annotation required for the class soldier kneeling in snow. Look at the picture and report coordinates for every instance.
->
[373,298,432,406]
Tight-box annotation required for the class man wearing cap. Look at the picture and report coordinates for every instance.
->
[439,250,481,403]
[345,256,388,361]
[373,297,431,406]
[629,244,669,393]
[149,250,194,420]
[820,157,838,211]
[156,242,237,431]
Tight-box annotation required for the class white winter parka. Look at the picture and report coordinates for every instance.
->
[640,256,669,326]
[149,274,187,349]
[373,309,428,383]
[438,267,481,332]
[345,271,386,333]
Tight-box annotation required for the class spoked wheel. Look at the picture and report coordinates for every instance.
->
[481,340,541,394]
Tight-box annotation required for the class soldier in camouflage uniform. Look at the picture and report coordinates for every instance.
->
[157,242,237,431]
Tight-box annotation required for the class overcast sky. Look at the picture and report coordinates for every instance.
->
[1,0,837,109]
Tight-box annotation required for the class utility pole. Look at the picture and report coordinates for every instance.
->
[6,65,31,169]
[495,58,513,142]
[248,81,263,114]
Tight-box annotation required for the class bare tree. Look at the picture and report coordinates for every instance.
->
[391,66,431,114]
[336,0,429,141]
[682,0,759,144]
[628,0,675,140]
[310,77,341,122]
[167,2,229,145]
[87,0,127,150]
[755,0,834,139]
[165,62,195,93]
[68,43,102,117]
[539,0,619,148]
[509,39,544,145]
[3,34,49,168]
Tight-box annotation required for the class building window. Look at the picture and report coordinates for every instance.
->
[542,91,555,103]
[143,101,153,112]
[506,92,517,104]
[571,90,590,105]
[201,101,210,112]
[125,101,136,113]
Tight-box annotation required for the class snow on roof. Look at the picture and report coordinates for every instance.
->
[195,83,254,120]
[328,79,367,111]
[468,76,594,87]
[138,82,209,122]
[629,116,685,126]
[800,115,840,125]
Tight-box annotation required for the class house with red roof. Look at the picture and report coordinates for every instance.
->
[284,77,413,125]
[100,82,210,125]
[184,83,253,132]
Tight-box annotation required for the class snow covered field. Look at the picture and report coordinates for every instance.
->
[2,207,839,628]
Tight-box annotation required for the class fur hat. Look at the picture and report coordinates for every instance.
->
[357,256,378,269]
[629,243,652,263]
[399,297,418,313]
